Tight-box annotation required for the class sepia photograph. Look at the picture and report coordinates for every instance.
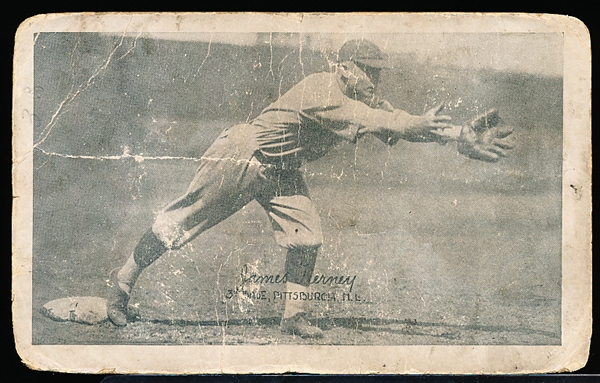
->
[12,13,591,374]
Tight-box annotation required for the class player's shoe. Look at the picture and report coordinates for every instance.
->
[280,312,324,339]
[106,272,130,327]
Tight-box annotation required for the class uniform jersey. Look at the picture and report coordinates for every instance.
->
[252,72,399,168]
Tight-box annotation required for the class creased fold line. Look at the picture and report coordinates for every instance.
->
[34,147,256,165]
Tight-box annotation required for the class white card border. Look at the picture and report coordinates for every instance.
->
[12,12,591,374]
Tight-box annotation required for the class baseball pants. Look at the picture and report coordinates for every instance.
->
[150,124,323,285]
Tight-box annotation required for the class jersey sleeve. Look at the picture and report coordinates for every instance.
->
[310,96,403,142]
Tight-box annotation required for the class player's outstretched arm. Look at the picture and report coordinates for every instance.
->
[315,98,453,143]
[356,102,454,141]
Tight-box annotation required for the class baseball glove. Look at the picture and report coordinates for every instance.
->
[457,108,515,162]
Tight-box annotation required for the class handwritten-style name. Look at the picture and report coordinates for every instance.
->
[240,264,357,292]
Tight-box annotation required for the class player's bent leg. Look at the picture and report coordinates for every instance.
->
[107,228,168,327]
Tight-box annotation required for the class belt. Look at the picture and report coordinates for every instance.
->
[253,150,304,171]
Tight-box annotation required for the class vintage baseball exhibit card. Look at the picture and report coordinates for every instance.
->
[12,13,591,374]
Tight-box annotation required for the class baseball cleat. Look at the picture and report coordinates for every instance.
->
[280,312,324,339]
[106,273,130,327]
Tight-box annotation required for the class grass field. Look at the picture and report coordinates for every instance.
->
[31,34,562,345]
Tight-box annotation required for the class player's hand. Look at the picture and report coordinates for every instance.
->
[457,124,515,162]
[401,103,453,142]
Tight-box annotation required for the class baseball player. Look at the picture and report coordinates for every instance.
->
[107,39,514,338]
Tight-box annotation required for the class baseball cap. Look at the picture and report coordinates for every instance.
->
[337,39,392,69]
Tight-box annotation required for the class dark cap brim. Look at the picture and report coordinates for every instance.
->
[355,58,392,69]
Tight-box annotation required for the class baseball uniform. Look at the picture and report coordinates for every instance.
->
[152,71,400,256]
